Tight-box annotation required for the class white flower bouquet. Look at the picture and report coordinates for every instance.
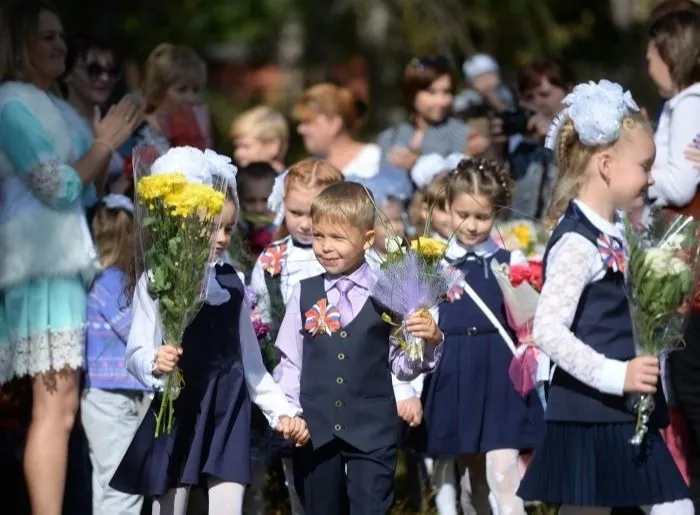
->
[625,211,700,445]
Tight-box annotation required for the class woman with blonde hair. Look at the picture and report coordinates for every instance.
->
[294,83,380,180]
[119,43,211,178]
[0,2,141,514]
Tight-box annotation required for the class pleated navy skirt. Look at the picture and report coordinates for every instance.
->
[110,362,251,498]
[518,422,689,507]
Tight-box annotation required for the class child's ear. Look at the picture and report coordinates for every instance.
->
[264,138,283,161]
[363,230,376,250]
[596,151,613,185]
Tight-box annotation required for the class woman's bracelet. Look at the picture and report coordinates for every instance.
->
[94,139,115,155]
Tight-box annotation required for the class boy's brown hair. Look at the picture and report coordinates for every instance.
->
[311,182,375,232]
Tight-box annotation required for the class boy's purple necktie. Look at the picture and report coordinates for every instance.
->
[336,278,355,327]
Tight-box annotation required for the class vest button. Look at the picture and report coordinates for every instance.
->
[334,400,343,407]
[336,377,344,384]
[334,424,342,431]
[339,330,348,338]
[337,352,346,360]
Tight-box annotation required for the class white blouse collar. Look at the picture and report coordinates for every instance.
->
[573,199,624,241]
[445,237,500,261]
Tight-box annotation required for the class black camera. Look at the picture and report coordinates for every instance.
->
[497,108,534,136]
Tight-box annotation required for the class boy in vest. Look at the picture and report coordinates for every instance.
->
[274,182,444,514]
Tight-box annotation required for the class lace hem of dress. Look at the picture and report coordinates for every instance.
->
[24,159,65,202]
[0,326,85,384]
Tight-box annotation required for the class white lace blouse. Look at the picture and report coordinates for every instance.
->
[533,200,629,396]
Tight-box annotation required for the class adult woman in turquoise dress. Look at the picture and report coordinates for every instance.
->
[0,3,142,514]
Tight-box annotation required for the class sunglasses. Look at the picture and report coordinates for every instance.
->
[82,62,121,81]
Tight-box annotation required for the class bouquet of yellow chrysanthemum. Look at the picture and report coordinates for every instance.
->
[133,145,228,436]
[372,230,463,359]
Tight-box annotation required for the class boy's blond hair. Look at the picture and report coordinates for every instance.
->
[311,182,375,232]
[231,106,289,159]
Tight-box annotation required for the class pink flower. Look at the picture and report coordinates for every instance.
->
[253,318,269,340]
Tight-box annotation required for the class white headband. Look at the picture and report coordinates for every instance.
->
[101,194,134,213]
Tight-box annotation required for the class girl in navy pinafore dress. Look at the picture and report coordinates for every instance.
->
[517,80,692,514]
[109,149,306,515]
[423,158,544,515]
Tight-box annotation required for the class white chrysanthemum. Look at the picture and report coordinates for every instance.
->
[644,248,673,276]
[660,234,686,252]
[386,235,404,254]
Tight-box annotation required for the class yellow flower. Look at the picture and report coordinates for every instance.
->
[163,183,225,218]
[136,173,187,202]
[411,237,447,259]
[512,224,532,248]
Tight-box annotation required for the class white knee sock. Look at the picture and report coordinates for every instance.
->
[207,478,246,515]
[485,449,526,515]
[152,486,190,515]
[432,458,458,515]
[459,458,490,515]
[646,499,695,515]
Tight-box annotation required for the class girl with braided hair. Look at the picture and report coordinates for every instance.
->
[422,157,544,515]
[518,80,691,514]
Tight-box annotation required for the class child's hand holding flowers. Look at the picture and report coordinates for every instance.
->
[405,310,443,346]
[152,344,183,376]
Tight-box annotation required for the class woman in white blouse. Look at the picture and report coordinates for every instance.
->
[293,83,381,180]
[647,10,700,210]
[646,9,700,511]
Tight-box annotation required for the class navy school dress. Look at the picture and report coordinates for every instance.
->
[110,263,252,498]
[518,202,688,507]
[423,247,544,457]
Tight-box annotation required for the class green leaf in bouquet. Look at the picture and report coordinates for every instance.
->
[160,296,175,311]
[680,268,694,293]
[167,236,182,254]
[142,215,157,227]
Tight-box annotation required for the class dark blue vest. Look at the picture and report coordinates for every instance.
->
[544,203,666,425]
[298,274,397,452]
[178,264,245,388]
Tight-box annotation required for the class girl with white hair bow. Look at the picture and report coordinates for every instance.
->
[109,147,307,515]
[518,80,692,515]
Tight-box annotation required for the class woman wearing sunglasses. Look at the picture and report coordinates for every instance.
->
[61,34,134,193]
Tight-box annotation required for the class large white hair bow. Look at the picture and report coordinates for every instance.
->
[545,79,639,151]
[411,153,466,189]
[267,169,289,227]
[151,146,212,185]
[203,149,238,188]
